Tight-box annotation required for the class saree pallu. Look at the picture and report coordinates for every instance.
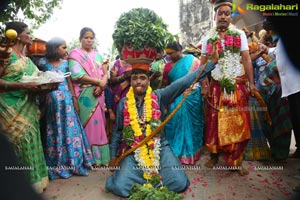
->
[244,97,271,160]
[164,54,204,165]
[0,54,48,193]
[68,48,109,165]
[205,76,250,166]
[244,60,271,161]
[261,60,292,160]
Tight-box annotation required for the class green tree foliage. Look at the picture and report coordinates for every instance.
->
[0,0,62,33]
[102,43,118,63]
[67,39,80,53]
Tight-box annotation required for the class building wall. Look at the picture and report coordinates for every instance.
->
[179,0,213,47]
[179,0,264,48]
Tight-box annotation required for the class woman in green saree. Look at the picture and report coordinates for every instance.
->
[0,21,49,193]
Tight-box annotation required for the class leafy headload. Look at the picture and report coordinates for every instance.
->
[112,8,174,54]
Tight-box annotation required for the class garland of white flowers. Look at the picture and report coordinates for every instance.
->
[208,24,241,92]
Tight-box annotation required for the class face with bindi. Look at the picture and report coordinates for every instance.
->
[215,5,232,31]
[165,48,182,63]
[81,31,94,52]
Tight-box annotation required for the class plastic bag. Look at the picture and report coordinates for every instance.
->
[19,71,71,84]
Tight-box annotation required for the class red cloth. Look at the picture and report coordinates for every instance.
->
[131,63,150,71]
[205,77,251,166]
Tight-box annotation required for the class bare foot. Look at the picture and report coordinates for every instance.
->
[237,167,249,176]
[204,157,218,168]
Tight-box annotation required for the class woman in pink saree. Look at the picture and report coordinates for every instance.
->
[68,27,109,166]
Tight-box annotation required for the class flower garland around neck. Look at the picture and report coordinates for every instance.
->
[123,86,163,187]
[207,24,241,93]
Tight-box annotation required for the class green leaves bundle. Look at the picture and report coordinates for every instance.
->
[127,184,184,200]
[112,8,174,53]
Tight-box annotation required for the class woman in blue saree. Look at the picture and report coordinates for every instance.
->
[162,41,204,165]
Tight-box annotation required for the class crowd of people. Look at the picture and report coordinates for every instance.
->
[0,0,299,199]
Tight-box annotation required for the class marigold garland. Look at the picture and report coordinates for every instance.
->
[123,86,162,186]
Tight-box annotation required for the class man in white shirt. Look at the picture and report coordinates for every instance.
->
[200,0,255,176]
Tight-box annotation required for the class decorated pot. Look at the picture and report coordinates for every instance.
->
[121,44,157,64]
[27,38,46,56]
